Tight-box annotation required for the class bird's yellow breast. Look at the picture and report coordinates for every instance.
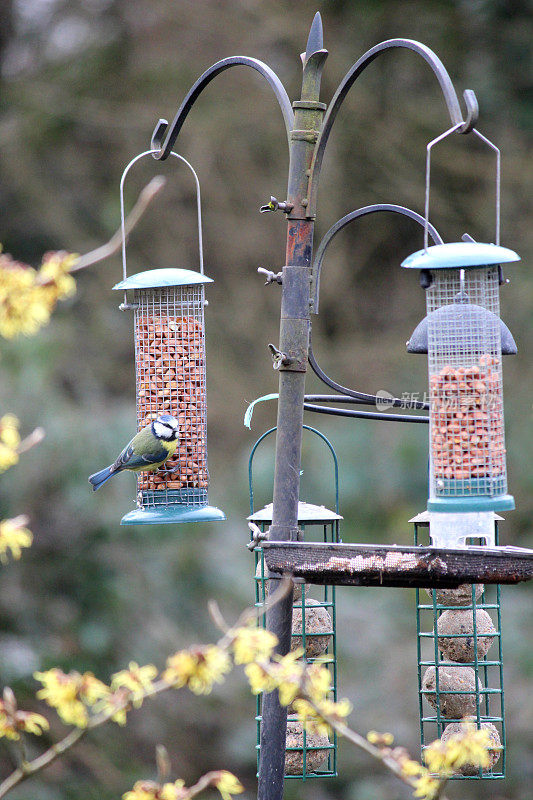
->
[161,439,178,456]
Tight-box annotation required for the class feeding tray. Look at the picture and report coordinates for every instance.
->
[262,542,533,588]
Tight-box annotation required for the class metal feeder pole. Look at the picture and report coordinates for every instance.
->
[258,17,327,800]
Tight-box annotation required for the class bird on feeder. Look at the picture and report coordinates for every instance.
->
[88,413,179,491]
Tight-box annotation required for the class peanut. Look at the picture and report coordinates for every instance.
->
[431,354,504,482]
[135,312,207,493]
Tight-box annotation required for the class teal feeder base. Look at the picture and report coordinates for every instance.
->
[428,494,515,513]
[120,488,226,525]
[121,504,225,525]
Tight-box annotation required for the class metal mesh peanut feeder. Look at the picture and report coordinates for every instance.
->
[113,151,224,525]
[404,242,519,546]
[248,426,340,780]
[402,123,520,548]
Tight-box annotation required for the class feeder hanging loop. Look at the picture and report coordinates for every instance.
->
[118,148,205,311]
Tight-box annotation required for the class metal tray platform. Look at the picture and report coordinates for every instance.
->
[262,542,533,588]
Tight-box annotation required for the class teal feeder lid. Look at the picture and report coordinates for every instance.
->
[401,241,520,271]
[113,267,213,291]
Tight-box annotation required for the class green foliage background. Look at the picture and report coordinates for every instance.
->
[0,1,531,798]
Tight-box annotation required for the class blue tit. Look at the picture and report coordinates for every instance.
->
[89,413,179,491]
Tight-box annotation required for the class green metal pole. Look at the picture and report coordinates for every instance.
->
[257,13,327,800]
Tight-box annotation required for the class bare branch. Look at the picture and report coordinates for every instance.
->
[16,428,45,456]
[156,744,171,784]
[70,176,167,273]
[0,592,450,800]
[207,600,230,635]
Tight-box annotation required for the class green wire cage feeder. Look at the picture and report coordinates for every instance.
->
[113,150,224,525]
[248,426,340,780]
[412,513,505,779]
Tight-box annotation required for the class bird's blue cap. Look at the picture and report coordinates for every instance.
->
[401,241,520,271]
[113,268,213,290]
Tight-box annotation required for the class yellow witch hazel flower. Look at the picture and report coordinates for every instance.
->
[0,517,32,563]
[160,780,186,800]
[0,414,20,473]
[244,662,277,696]
[34,669,88,727]
[163,645,231,695]
[423,721,492,775]
[231,625,278,665]
[367,730,395,747]
[304,661,332,704]
[0,249,77,339]
[38,251,77,300]
[0,692,49,741]
[0,256,47,338]
[34,668,109,728]
[123,779,186,800]
[293,696,352,737]
[110,662,158,708]
[123,781,161,800]
[272,650,305,708]
[213,770,244,800]
[412,773,441,800]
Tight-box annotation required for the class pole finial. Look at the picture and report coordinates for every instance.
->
[305,12,324,61]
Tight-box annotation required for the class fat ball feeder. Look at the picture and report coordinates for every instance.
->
[248,426,339,780]
[413,515,506,779]
[113,151,224,525]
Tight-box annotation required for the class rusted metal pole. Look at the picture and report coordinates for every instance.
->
[257,13,327,800]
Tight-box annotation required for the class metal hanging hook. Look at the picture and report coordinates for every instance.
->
[119,149,205,309]
[424,122,501,250]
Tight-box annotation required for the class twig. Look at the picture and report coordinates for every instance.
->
[16,428,45,455]
[0,727,85,798]
[30,176,167,290]
[282,687,451,800]
[156,744,171,784]
[0,593,448,800]
[207,600,230,635]
[70,176,166,272]
[0,679,170,798]
[434,776,451,799]
[209,574,293,646]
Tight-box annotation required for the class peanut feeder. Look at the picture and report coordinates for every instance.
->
[404,241,519,547]
[113,268,225,525]
[112,150,224,525]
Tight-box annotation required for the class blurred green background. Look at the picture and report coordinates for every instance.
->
[0,0,531,798]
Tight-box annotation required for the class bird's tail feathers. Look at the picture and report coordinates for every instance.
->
[88,465,116,491]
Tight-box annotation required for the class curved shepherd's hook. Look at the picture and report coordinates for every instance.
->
[311,203,443,314]
[306,39,479,217]
[150,56,295,160]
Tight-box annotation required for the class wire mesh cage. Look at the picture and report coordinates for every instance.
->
[248,426,341,780]
[403,243,519,546]
[413,515,505,779]
[114,270,224,524]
